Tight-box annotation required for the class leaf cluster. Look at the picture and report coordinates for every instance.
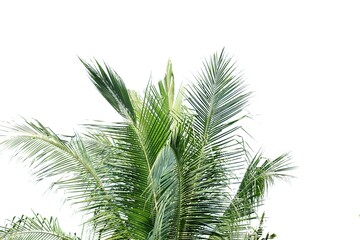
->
[0,50,293,239]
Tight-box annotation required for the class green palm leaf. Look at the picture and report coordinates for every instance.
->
[163,49,251,238]
[215,152,294,238]
[0,118,127,238]
[79,58,137,123]
[78,60,176,239]
[0,118,105,193]
[0,212,78,240]
[187,49,250,145]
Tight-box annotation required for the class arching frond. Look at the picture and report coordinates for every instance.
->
[0,118,105,193]
[216,152,294,238]
[0,213,79,240]
[79,58,137,123]
[0,118,128,238]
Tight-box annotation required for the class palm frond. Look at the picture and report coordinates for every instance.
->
[159,50,250,239]
[187,49,250,146]
[217,152,294,238]
[0,118,128,238]
[147,145,179,239]
[158,60,175,110]
[78,80,174,238]
[79,58,137,123]
[0,212,79,240]
[0,118,104,191]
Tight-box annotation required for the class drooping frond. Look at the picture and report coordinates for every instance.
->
[0,118,128,238]
[216,152,294,238]
[0,213,78,240]
[79,58,137,123]
[0,118,104,192]
[236,152,293,209]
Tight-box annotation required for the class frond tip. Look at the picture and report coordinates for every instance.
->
[79,58,137,123]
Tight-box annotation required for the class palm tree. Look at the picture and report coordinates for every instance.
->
[0,50,293,240]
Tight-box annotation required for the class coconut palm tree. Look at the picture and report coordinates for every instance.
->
[0,50,293,240]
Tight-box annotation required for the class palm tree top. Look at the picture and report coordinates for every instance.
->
[0,50,293,240]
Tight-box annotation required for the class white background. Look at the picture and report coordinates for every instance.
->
[1,1,360,239]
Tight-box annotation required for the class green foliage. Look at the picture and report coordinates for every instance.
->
[0,211,78,240]
[0,50,293,239]
[246,212,277,240]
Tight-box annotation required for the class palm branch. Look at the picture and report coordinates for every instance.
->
[0,212,79,240]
